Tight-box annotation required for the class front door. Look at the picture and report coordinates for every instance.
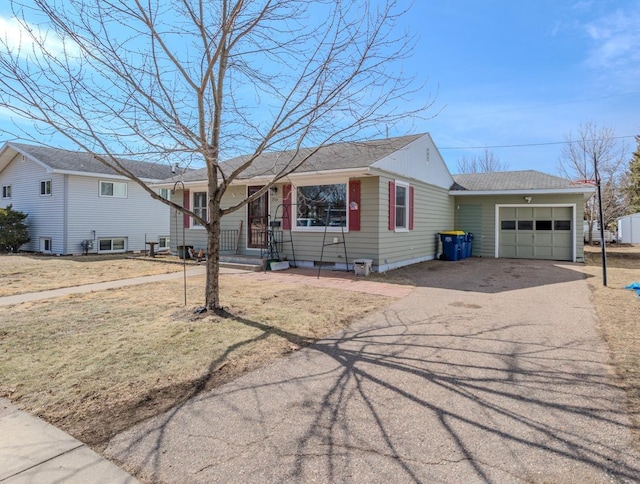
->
[247,186,268,248]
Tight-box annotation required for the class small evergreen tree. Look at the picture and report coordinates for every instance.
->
[0,205,30,253]
[625,136,640,214]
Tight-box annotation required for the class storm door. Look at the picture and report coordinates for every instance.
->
[247,186,268,248]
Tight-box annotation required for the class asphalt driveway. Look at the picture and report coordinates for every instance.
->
[104,259,640,483]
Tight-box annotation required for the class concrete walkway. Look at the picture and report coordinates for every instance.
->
[0,267,207,307]
[0,399,137,483]
[103,259,640,483]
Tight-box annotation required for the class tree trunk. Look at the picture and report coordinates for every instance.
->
[205,211,222,311]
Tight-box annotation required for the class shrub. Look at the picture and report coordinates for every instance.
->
[0,204,30,253]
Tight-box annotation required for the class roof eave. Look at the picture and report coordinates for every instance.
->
[449,187,596,196]
[153,167,371,188]
[50,168,164,182]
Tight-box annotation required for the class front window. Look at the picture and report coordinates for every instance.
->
[40,180,52,196]
[159,188,170,200]
[100,181,127,198]
[158,236,170,249]
[193,192,207,226]
[2,185,11,198]
[296,184,347,228]
[395,182,408,230]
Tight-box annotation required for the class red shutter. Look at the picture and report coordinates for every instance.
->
[348,180,361,231]
[388,181,395,231]
[282,184,292,230]
[183,189,190,228]
[409,185,414,230]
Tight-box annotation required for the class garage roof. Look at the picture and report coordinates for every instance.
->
[451,170,595,195]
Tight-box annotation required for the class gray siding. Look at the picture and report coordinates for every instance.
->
[453,194,586,261]
[0,155,65,253]
[67,175,169,254]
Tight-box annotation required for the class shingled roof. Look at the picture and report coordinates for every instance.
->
[169,134,424,183]
[4,142,174,180]
[451,170,594,192]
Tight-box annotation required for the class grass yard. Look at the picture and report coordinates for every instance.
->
[0,253,183,296]
[0,265,391,449]
[583,244,640,447]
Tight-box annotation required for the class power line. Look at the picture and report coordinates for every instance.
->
[439,135,637,150]
[437,91,640,120]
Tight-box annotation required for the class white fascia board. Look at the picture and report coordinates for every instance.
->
[152,180,208,189]
[152,167,370,189]
[450,188,595,196]
[233,167,370,184]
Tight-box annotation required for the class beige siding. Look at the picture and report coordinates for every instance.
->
[453,194,587,261]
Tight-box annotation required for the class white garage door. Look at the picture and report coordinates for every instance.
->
[499,206,573,261]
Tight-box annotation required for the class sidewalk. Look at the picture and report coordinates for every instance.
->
[0,398,137,483]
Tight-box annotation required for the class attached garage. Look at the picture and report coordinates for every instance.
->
[451,171,596,263]
[497,205,574,261]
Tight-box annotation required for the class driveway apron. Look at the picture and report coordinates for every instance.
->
[104,259,640,483]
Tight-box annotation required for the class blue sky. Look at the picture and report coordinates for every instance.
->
[0,1,638,176]
[400,0,640,174]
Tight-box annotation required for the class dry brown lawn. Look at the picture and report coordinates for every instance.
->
[0,260,391,449]
[0,253,183,296]
[583,244,640,447]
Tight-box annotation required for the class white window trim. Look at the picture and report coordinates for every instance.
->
[292,180,349,233]
[99,180,128,198]
[2,185,11,199]
[158,236,170,249]
[40,179,52,197]
[97,237,127,253]
[394,180,410,233]
[40,237,52,253]
[191,191,208,229]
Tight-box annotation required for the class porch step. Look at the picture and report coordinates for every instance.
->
[219,255,266,272]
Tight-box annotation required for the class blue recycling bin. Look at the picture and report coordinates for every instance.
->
[465,232,474,258]
[439,231,465,261]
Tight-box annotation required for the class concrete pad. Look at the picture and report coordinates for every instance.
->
[0,408,81,479]
[4,445,138,484]
[0,399,137,483]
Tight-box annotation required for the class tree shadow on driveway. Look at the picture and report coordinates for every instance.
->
[105,285,640,483]
[374,258,595,294]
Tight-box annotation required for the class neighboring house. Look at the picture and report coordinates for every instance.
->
[617,213,640,244]
[0,142,173,255]
[159,133,596,271]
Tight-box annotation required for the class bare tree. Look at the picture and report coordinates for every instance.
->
[456,147,508,173]
[556,122,629,244]
[0,0,432,311]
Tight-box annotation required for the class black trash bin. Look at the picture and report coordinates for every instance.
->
[177,245,194,259]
